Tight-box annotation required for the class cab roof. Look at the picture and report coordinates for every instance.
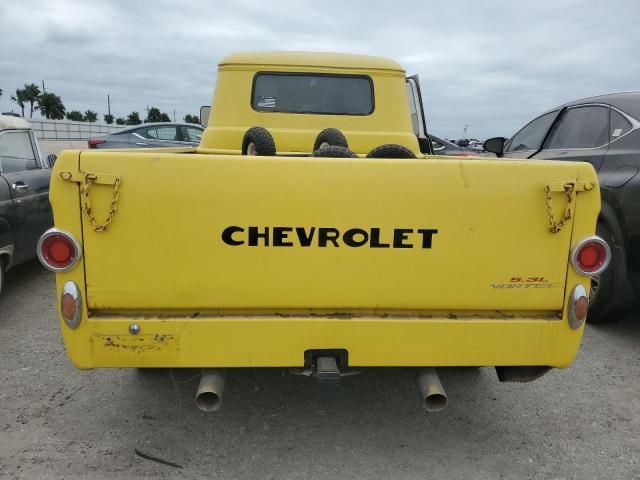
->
[219,51,404,72]
[0,115,31,130]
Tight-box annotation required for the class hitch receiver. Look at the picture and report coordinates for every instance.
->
[289,350,360,382]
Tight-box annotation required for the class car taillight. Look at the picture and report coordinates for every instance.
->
[88,138,105,148]
[570,235,611,276]
[37,228,82,272]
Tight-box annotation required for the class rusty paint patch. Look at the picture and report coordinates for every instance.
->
[100,334,175,353]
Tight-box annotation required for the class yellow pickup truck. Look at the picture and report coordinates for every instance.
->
[40,52,608,413]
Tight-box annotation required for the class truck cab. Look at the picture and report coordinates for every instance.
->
[199,52,432,156]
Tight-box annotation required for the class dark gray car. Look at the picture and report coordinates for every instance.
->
[88,122,204,149]
[484,91,640,324]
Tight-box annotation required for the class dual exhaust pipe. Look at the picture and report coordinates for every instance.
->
[195,369,226,412]
[194,366,448,413]
[416,367,448,413]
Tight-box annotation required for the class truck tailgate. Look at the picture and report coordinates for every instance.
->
[76,152,594,312]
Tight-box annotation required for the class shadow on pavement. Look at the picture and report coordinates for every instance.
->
[3,259,50,293]
[589,307,640,340]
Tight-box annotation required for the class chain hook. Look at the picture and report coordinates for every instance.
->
[80,174,121,232]
[545,182,575,234]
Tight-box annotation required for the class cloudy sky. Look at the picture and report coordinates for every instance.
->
[1,0,638,139]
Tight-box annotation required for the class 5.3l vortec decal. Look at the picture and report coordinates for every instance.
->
[490,276,561,289]
[222,226,438,248]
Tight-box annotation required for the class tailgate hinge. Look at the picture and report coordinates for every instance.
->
[544,181,595,234]
[60,170,121,232]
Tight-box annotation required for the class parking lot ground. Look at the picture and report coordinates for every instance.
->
[0,260,639,479]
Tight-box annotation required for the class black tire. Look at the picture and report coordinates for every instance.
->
[311,146,358,158]
[366,144,416,159]
[587,222,617,324]
[313,128,348,151]
[242,127,276,156]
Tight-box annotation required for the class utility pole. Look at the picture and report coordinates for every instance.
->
[41,80,46,94]
[107,94,111,116]
[173,109,176,122]
[463,123,469,139]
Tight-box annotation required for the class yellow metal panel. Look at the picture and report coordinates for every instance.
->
[50,150,599,370]
[75,151,597,312]
[219,51,404,72]
[61,315,583,369]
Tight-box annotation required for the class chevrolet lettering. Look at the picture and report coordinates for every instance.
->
[221,226,438,248]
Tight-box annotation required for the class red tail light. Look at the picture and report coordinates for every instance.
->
[88,138,105,148]
[570,235,611,276]
[37,228,82,272]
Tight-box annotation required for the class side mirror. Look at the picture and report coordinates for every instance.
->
[200,106,211,128]
[46,153,57,167]
[483,137,506,157]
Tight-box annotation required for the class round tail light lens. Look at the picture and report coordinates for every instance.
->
[568,284,588,329]
[61,281,82,329]
[570,235,611,276]
[37,228,82,272]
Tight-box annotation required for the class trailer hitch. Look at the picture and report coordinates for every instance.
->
[289,351,360,383]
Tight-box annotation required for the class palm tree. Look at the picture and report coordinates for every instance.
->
[37,92,66,120]
[126,111,141,125]
[84,110,98,122]
[11,88,27,117]
[66,110,84,121]
[23,83,41,118]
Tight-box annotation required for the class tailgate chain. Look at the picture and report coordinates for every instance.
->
[60,171,121,232]
[544,182,575,233]
[544,181,595,233]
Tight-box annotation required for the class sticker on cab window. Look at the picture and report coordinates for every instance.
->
[612,128,623,137]
[257,96,276,108]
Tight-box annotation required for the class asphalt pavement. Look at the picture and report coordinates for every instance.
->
[0,260,638,479]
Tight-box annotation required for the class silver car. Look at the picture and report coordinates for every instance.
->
[88,122,204,149]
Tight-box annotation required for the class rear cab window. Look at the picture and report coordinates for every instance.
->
[252,73,374,115]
